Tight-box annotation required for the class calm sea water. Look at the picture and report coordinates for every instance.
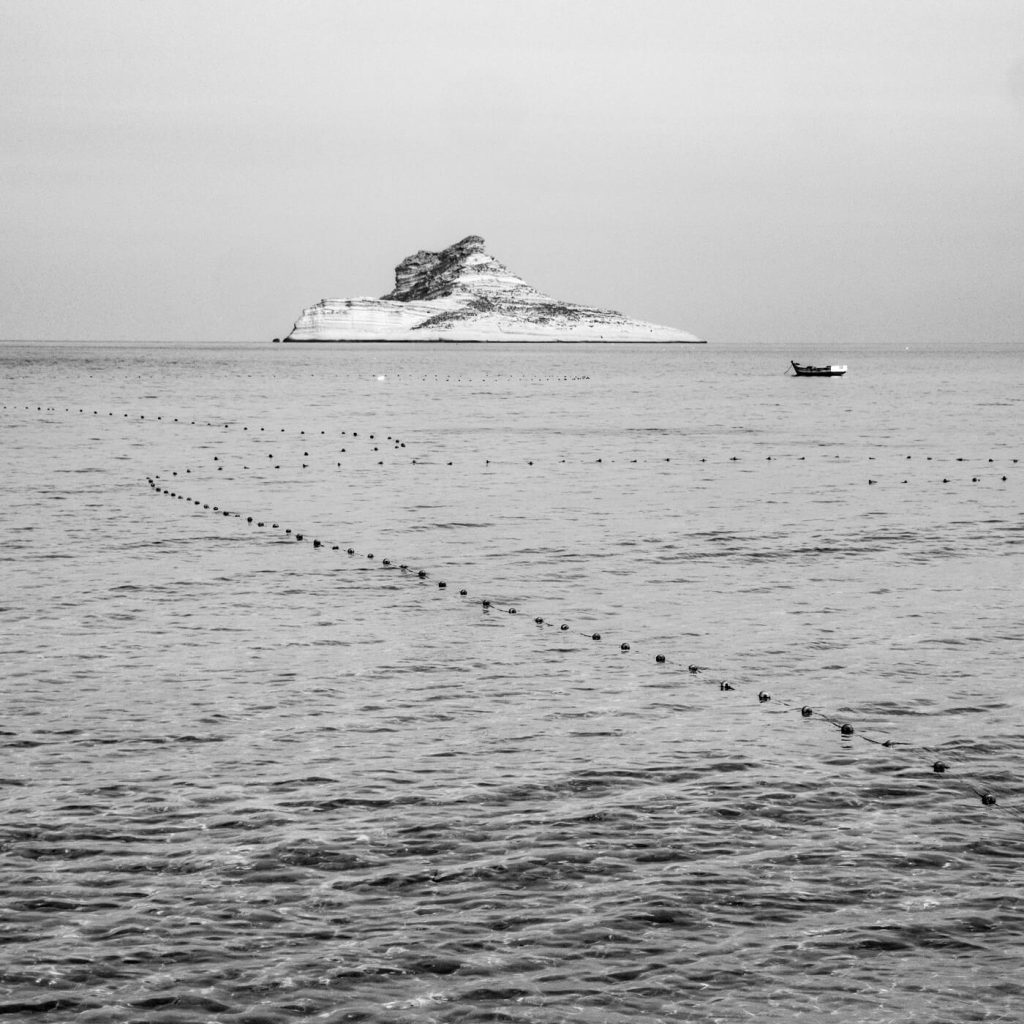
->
[2,340,1023,1023]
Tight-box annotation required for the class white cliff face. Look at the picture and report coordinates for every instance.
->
[285,235,701,342]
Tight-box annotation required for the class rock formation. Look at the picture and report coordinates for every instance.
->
[285,236,701,342]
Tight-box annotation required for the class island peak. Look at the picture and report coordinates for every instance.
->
[285,237,702,343]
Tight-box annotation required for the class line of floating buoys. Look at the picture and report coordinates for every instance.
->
[143,468,1019,819]
[8,405,1016,814]
[6,404,412,454]
[153,452,1021,484]
[8,403,1021,484]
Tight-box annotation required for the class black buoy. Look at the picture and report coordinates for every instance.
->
[758,691,770,702]
[655,654,666,663]
[560,624,568,631]
[981,792,997,806]
[438,581,446,589]
[592,633,601,641]
[459,589,467,596]
[508,607,517,614]
[840,723,855,736]
[801,706,813,717]
[620,642,630,651]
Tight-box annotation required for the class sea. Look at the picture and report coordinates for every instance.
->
[2,339,1023,1024]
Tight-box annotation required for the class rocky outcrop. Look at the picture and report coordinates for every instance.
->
[285,235,701,342]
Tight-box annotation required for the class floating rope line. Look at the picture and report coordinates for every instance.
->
[5,403,1017,817]
[6,403,1020,483]
[142,467,1023,822]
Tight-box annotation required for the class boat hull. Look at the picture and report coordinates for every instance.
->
[791,361,846,377]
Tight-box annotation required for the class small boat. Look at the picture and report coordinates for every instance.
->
[790,360,847,377]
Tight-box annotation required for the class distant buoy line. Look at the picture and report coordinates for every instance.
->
[8,400,1020,819]
[5,401,1019,481]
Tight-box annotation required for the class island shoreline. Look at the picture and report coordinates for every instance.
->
[280,344,712,348]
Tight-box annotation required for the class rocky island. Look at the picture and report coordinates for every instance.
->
[283,235,702,342]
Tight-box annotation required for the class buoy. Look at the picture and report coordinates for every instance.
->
[508,608,517,614]
[438,581,446,588]
[801,706,813,717]
[459,589,467,596]
[620,643,630,651]
[560,624,568,631]
[758,691,770,702]
[932,761,948,773]
[655,654,665,663]
[592,633,601,641]
[840,723,854,735]
[981,793,996,806]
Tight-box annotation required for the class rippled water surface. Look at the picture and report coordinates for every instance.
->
[2,340,1024,1023]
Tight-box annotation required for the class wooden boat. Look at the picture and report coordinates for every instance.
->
[790,360,847,377]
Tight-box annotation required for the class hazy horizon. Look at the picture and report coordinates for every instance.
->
[3,0,1022,345]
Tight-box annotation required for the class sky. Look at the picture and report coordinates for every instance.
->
[2,0,1022,344]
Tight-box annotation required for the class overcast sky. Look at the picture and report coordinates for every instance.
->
[2,0,1022,344]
